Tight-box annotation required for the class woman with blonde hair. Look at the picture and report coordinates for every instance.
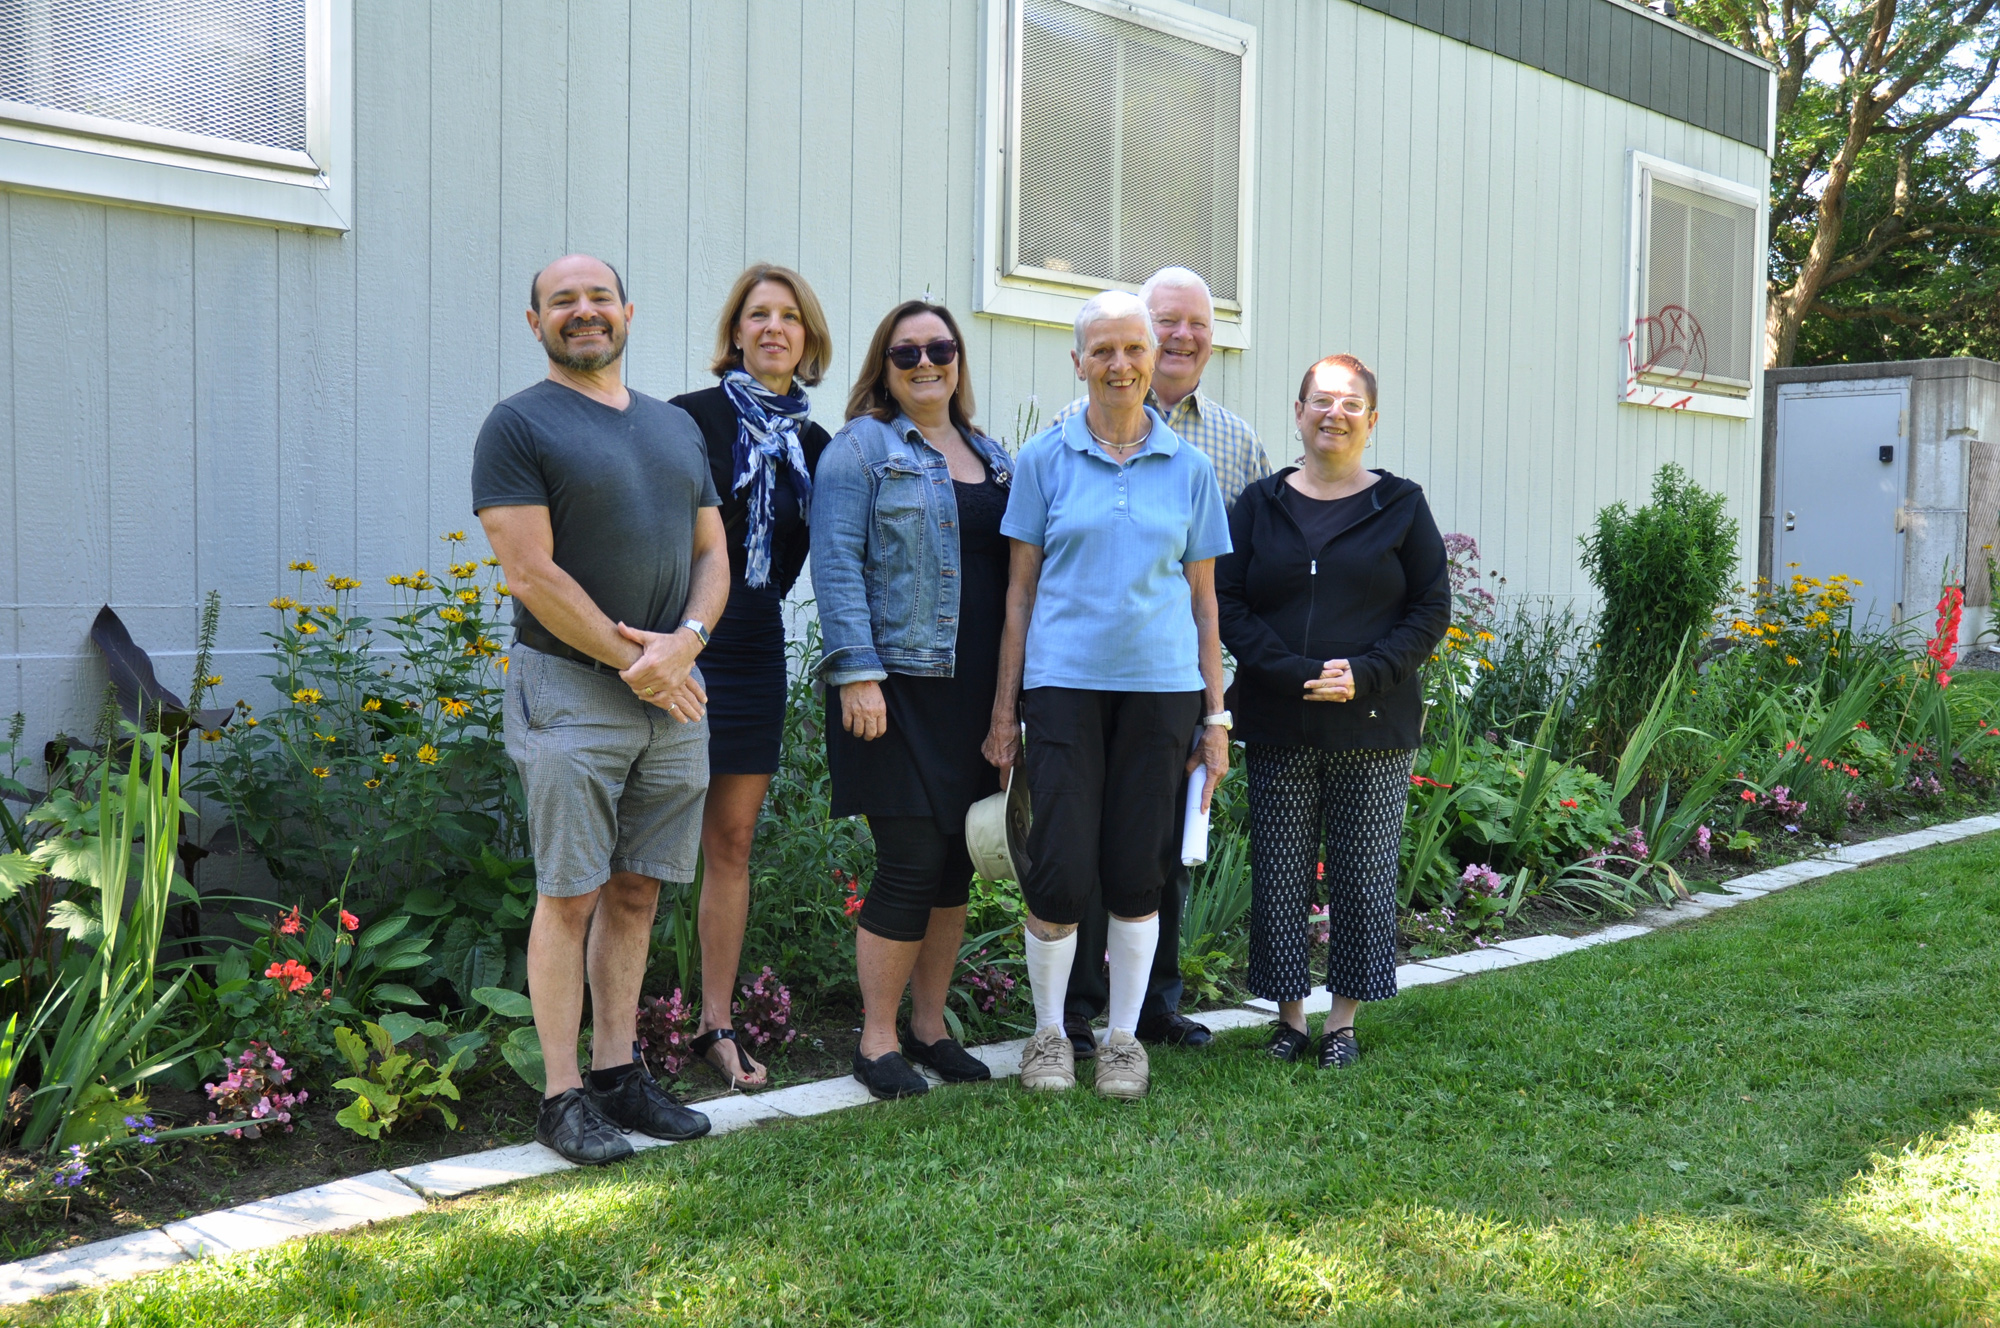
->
[670,263,833,1089]
[815,299,1013,1099]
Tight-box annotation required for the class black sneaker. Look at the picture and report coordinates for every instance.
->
[902,1030,993,1083]
[1064,1016,1099,1061]
[587,1066,711,1142]
[852,1048,929,1100]
[1315,1026,1360,1070]
[536,1088,634,1165]
[1136,1010,1214,1048]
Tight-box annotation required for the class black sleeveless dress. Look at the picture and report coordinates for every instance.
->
[826,471,1010,833]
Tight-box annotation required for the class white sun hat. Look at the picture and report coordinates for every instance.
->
[964,764,1032,884]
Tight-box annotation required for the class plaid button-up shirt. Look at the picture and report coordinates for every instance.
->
[1054,385,1269,504]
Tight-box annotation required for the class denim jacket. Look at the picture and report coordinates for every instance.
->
[812,412,1014,685]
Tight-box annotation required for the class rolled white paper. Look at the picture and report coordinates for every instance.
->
[1181,768,1210,866]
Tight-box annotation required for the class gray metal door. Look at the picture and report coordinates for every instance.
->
[1773,382,1907,625]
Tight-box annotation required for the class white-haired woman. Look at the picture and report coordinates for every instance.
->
[983,290,1232,1101]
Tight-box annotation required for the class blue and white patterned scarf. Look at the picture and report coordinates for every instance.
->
[721,368,814,588]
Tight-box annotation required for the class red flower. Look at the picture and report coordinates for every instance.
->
[277,905,303,936]
[1559,799,1578,809]
[1409,775,1453,789]
[842,874,865,919]
[1740,789,1758,802]
[1854,721,1870,730]
[339,909,359,932]
[265,959,314,993]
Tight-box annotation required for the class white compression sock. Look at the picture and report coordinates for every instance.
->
[1105,913,1161,1037]
[1023,927,1078,1034]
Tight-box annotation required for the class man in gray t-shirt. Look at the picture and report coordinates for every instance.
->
[474,253,727,1166]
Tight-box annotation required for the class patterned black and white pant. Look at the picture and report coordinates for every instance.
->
[1245,743,1414,1004]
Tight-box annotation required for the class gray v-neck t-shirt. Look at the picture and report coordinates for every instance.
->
[472,379,721,640]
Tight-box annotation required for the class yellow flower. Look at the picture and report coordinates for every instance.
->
[468,636,499,657]
[440,697,471,718]
[440,531,467,544]
[500,655,511,674]
[481,556,501,567]
[314,604,337,616]
[313,731,335,743]
[325,574,361,592]
[456,588,480,605]
[297,620,319,635]
[381,753,398,766]
[1785,655,1800,666]
[364,778,381,789]
[449,561,479,579]
[406,571,435,591]
[1475,631,1495,643]
[386,574,407,588]
[203,674,223,687]
[293,687,323,705]
[439,607,466,624]
[1446,626,1468,641]
[311,766,330,778]
[416,744,439,765]
[362,698,383,712]
[1479,658,1494,671]
[245,717,259,727]
[269,596,300,611]
[288,560,318,572]
[495,584,512,598]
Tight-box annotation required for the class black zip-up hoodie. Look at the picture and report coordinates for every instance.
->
[1216,468,1451,752]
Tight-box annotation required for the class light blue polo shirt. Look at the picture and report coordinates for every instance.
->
[1001,407,1231,692]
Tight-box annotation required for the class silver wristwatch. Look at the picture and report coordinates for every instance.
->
[681,618,710,647]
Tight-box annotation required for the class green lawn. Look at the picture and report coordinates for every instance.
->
[20,839,2000,1327]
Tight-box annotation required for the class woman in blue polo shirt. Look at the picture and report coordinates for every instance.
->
[984,289,1232,1102]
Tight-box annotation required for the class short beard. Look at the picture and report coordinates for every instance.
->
[543,322,626,372]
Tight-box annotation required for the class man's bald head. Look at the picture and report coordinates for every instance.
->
[529,254,627,313]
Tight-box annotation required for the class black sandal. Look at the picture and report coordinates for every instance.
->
[690,1027,766,1090]
[1266,1023,1311,1062]
[1315,1026,1360,1070]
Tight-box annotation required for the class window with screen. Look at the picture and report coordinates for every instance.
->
[1633,162,1759,396]
[983,0,1255,343]
[0,0,345,229]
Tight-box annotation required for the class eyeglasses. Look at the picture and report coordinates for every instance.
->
[1302,394,1371,416]
[886,339,959,370]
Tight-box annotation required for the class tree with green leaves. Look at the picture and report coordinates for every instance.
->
[1678,0,2000,366]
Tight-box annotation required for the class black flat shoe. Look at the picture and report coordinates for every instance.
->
[587,1064,712,1141]
[1136,1010,1214,1048]
[1315,1026,1360,1070]
[536,1088,634,1166]
[1266,1023,1311,1062]
[1064,1016,1099,1061]
[902,1031,993,1083]
[852,1048,930,1100]
[690,1027,766,1090]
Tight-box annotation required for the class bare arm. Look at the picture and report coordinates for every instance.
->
[614,506,731,720]
[1185,558,1229,811]
[982,538,1044,776]
[478,504,641,668]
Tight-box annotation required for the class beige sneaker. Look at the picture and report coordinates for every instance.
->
[1094,1030,1150,1100]
[1018,1025,1076,1092]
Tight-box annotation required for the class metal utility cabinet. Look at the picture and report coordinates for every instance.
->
[1763,358,2000,643]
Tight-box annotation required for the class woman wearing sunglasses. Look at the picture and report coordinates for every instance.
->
[669,263,834,1090]
[1214,354,1450,1071]
[814,300,1014,1099]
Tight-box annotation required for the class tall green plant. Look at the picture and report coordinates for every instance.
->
[1579,464,1739,752]
[14,733,202,1151]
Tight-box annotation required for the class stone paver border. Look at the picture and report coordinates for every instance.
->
[6,811,1997,1306]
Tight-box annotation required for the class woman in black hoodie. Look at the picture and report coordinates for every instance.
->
[1216,354,1450,1070]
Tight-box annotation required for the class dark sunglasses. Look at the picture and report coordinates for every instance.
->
[886,339,959,370]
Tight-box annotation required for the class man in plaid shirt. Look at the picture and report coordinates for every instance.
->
[1055,267,1268,505]
[1053,265,1269,1056]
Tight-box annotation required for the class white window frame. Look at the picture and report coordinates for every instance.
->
[0,0,351,232]
[976,0,1256,349]
[1619,149,1765,420]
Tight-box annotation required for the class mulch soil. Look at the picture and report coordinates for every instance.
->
[0,796,1982,1262]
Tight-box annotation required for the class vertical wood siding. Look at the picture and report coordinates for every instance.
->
[1,0,1767,749]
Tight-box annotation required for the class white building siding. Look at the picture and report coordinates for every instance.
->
[0,0,1768,750]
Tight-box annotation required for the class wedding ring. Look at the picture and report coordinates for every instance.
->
[645,686,656,695]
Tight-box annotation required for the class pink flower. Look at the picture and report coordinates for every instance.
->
[277,905,303,936]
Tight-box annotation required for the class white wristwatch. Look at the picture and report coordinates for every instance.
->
[1201,710,1233,730]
